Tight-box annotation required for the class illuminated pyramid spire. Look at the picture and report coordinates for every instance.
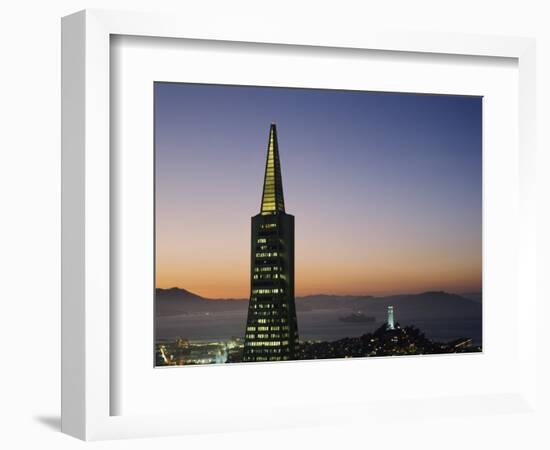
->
[260,123,286,215]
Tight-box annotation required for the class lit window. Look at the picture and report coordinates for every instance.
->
[255,252,277,258]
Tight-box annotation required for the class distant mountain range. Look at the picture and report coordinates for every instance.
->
[156,288,245,316]
[156,287,482,320]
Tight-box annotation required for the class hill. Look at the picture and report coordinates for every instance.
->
[156,288,481,320]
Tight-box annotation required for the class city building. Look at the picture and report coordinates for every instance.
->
[243,124,299,362]
[387,305,395,330]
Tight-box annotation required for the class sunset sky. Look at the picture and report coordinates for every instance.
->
[155,83,482,298]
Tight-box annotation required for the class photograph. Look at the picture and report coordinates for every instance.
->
[154,82,482,366]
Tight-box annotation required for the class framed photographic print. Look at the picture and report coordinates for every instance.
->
[61,9,537,441]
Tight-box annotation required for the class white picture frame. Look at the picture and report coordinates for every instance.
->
[61,9,537,441]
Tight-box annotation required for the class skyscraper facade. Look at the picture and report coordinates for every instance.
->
[243,124,299,362]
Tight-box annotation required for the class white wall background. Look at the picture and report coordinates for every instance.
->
[0,1,548,449]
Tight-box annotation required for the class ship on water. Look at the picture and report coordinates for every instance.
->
[338,311,376,324]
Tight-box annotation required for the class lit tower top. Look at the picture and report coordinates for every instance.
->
[260,123,286,215]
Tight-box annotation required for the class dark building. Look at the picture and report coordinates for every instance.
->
[243,124,299,362]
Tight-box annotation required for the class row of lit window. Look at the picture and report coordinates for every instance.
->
[255,252,279,258]
[251,303,289,311]
[254,266,280,273]
[247,349,282,355]
[262,201,277,207]
[256,317,288,324]
[257,244,279,252]
[247,341,283,347]
[249,300,286,309]
[253,273,280,280]
[258,245,283,252]
[257,237,283,244]
[263,186,280,193]
[252,288,284,294]
[258,297,284,305]
[246,333,290,339]
[245,356,289,361]
[251,310,285,317]
[248,326,288,333]
[260,223,277,229]
[254,303,276,310]
[247,326,269,332]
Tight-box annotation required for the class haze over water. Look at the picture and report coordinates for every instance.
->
[156,310,482,346]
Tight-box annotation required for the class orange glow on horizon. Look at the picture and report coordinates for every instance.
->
[155,246,481,299]
[155,208,482,299]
